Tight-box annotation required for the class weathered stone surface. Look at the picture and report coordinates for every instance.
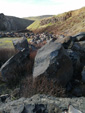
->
[33,41,73,86]
[0,49,29,82]
[67,49,81,79]
[72,41,85,52]
[81,66,85,83]
[72,32,85,42]
[72,41,85,65]
[56,36,74,49]
[0,94,84,113]
[13,37,29,51]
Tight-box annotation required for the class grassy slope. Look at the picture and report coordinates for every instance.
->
[27,7,85,36]
[28,20,53,31]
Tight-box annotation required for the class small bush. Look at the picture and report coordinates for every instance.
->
[20,75,66,98]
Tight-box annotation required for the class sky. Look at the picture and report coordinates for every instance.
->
[0,0,85,18]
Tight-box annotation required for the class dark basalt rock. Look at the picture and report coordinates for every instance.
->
[81,66,85,83]
[13,37,29,51]
[33,41,73,86]
[72,32,85,42]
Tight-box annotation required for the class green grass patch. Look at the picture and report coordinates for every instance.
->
[0,37,31,48]
[0,37,19,48]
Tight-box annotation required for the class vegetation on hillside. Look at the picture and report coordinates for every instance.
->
[27,7,85,36]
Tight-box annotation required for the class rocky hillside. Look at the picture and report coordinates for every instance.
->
[27,7,85,36]
[0,13,34,31]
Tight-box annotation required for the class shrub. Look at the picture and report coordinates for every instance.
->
[20,75,66,98]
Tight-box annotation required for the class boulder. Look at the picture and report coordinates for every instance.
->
[56,36,74,49]
[12,37,29,51]
[0,49,29,82]
[72,32,85,42]
[81,66,85,83]
[33,41,73,86]
[67,49,81,79]
[72,41,85,64]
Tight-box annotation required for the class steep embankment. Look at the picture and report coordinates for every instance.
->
[27,7,85,36]
[0,13,34,31]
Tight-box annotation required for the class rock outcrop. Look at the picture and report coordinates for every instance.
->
[72,32,85,42]
[33,41,73,86]
[13,37,29,51]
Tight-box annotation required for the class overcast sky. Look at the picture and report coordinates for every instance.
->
[0,0,85,18]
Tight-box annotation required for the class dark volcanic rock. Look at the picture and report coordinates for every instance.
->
[13,37,29,51]
[67,49,81,79]
[56,36,74,49]
[72,41,85,65]
[33,41,73,86]
[0,49,29,82]
[81,66,85,83]
[72,32,85,42]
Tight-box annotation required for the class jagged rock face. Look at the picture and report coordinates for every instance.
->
[0,13,34,31]
[33,41,73,86]
[40,12,72,26]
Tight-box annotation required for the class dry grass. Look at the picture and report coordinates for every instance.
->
[20,75,66,98]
